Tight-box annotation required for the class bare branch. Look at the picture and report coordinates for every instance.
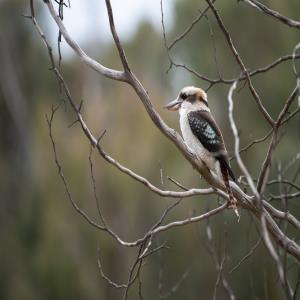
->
[172,53,300,89]
[282,107,300,125]
[267,179,300,193]
[159,265,191,299]
[89,146,106,226]
[104,0,130,72]
[228,81,260,201]
[276,86,298,127]
[97,247,127,289]
[207,0,274,126]
[257,86,298,193]
[44,0,128,81]
[238,129,272,156]
[95,143,220,199]
[229,238,261,274]
[205,220,235,300]
[244,0,300,29]
[168,3,212,50]
[267,191,300,201]
[262,207,300,261]
[228,81,294,298]
[152,203,227,235]
[249,53,300,78]
[46,106,106,232]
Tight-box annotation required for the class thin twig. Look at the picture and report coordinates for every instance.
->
[168,3,212,49]
[229,238,261,274]
[207,0,274,126]
[104,0,130,72]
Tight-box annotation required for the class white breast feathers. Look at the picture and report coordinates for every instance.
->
[179,104,220,176]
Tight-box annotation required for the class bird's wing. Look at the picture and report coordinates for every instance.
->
[188,110,236,181]
[187,110,225,154]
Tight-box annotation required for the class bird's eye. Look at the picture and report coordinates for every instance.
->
[181,93,187,100]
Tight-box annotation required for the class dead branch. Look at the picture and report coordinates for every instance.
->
[244,0,300,29]
[206,0,274,126]
[44,0,128,81]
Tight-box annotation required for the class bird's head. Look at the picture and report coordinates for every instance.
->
[164,86,208,112]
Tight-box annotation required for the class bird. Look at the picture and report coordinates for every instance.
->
[164,86,238,213]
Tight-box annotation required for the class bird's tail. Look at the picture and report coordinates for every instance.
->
[219,161,240,219]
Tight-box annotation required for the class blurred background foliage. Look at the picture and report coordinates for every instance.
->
[1,0,300,299]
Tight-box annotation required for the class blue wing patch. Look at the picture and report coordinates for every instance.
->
[188,110,235,181]
[188,110,224,153]
[187,110,236,181]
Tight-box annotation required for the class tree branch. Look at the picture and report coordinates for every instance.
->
[104,0,131,72]
[244,0,300,29]
[44,0,128,81]
[206,0,274,126]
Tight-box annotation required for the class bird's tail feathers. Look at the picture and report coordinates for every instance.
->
[221,158,236,182]
[219,160,240,220]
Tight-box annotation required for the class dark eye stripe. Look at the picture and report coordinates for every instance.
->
[181,93,187,100]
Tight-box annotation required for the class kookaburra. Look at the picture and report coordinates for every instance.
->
[165,86,237,211]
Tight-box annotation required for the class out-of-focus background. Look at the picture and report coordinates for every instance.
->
[1,0,300,299]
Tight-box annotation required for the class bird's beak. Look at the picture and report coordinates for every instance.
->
[164,98,183,111]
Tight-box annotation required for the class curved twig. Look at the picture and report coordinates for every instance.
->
[45,0,128,82]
